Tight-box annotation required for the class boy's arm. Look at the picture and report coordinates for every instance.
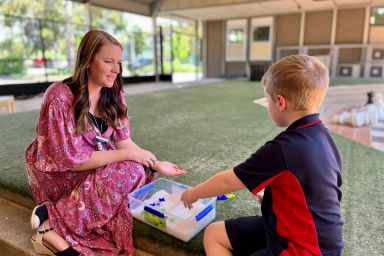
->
[181,169,245,209]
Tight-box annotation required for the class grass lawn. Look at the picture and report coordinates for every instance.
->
[0,80,383,255]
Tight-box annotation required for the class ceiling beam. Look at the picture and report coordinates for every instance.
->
[71,0,151,16]
[151,0,166,16]
[160,0,266,11]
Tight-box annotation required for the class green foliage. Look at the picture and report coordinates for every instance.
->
[172,33,190,62]
[0,37,26,75]
[0,0,65,20]
[132,25,146,56]
[162,60,202,73]
[0,54,25,75]
[0,0,67,58]
[90,7,150,62]
[91,6,126,36]
[0,0,204,80]
[0,0,29,17]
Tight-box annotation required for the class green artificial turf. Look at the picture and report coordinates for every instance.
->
[330,78,384,86]
[0,80,383,255]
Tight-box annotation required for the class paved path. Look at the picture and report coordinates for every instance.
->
[320,84,384,151]
[255,84,384,151]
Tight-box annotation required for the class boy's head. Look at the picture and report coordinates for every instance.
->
[261,55,329,113]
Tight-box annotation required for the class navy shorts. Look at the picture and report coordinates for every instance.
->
[225,216,267,256]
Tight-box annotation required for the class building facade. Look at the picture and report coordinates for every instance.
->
[158,0,384,80]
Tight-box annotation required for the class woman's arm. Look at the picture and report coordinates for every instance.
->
[73,149,131,171]
[115,138,141,151]
[116,138,187,176]
[115,138,157,167]
[74,138,156,171]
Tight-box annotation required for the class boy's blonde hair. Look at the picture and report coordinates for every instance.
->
[261,55,329,111]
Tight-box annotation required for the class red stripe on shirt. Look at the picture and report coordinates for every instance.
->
[251,170,322,256]
[298,120,321,129]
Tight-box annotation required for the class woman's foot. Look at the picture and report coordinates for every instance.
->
[40,220,71,252]
[31,204,48,229]
[31,220,79,255]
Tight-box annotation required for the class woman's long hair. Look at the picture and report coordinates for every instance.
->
[63,30,127,134]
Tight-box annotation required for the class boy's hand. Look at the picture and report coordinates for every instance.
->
[256,190,264,204]
[153,161,188,176]
[181,188,197,209]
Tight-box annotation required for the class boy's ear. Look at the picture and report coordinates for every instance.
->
[276,95,287,111]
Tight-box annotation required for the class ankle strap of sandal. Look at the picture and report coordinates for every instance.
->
[36,222,54,244]
[37,227,54,234]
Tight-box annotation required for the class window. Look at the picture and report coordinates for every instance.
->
[228,29,244,43]
[370,7,384,25]
[253,26,270,41]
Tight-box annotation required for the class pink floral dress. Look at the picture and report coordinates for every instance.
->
[25,82,156,256]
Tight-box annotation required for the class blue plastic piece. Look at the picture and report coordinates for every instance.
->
[134,183,154,196]
[217,195,227,200]
[195,204,213,221]
[144,205,165,218]
[178,184,189,189]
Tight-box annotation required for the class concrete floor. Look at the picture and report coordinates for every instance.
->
[320,84,384,151]
[0,195,156,256]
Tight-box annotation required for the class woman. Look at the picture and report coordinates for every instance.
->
[25,30,186,256]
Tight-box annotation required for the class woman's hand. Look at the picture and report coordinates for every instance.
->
[115,139,157,168]
[180,188,197,209]
[141,149,157,167]
[153,161,187,176]
[129,148,157,168]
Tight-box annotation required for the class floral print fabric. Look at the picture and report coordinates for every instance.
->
[25,82,156,255]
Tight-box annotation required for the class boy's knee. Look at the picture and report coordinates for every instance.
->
[204,221,225,243]
[204,221,232,253]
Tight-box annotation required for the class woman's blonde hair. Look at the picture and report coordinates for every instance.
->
[63,30,127,134]
[261,55,329,111]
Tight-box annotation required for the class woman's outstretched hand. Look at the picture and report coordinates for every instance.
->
[153,161,187,176]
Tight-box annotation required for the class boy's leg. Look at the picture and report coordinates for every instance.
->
[225,216,267,256]
[204,221,233,256]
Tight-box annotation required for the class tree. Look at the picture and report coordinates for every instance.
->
[0,0,66,58]
[172,32,190,63]
[132,25,145,56]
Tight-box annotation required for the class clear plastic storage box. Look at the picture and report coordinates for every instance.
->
[128,178,217,242]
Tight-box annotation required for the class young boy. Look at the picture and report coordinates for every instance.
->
[181,55,343,256]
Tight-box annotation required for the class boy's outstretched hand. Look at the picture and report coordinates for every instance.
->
[154,161,188,176]
[181,188,197,209]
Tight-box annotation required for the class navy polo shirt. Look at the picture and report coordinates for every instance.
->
[234,113,344,255]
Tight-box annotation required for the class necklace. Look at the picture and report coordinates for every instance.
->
[90,113,108,151]
[90,113,103,133]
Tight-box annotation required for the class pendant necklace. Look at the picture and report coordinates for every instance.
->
[90,113,108,151]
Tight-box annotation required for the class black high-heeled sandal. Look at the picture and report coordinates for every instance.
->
[30,204,48,229]
[30,223,79,256]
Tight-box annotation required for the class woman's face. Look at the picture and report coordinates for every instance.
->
[88,44,122,88]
